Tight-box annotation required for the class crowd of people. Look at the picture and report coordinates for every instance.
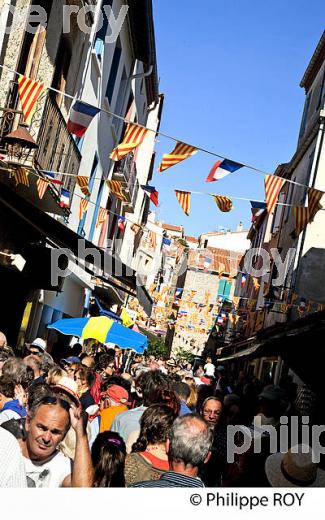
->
[0,330,324,488]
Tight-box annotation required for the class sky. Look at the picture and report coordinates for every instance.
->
[150,0,324,238]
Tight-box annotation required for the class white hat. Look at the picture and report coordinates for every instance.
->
[30,338,47,352]
[265,444,325,487]
[53,376,79,406]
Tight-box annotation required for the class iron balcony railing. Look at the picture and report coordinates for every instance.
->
[0,81,81,196]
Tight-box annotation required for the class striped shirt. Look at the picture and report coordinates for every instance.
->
[130,471,205,488]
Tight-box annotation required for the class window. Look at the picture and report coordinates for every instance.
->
[77,155,98,235]
[94,0,113,61]
[105,37,122,104]
[218,279,232,299]
[299,91,311,138]
[89,178,105,242]
[271,191,285,234]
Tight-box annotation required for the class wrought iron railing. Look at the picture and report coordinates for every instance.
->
[0,81,81,194]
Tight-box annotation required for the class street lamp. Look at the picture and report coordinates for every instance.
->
[3,124,38,165]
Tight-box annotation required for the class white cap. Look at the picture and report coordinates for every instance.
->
[31,338,47,352]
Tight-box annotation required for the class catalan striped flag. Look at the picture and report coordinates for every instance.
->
[158,142,198,172]
[252,277,260,290]
[307,187,324,223]
[76,176,91,197]
[149,230,157,249]
[175,190,191,215]
[79,198,89,220]
[96,207,108,228]
[18,75,46,125]
[107,180,128,202]
[265,175,286,214]
[14,167,30,187]
[293,207,310,237]
[110,123,148,161]
[36,178,49,199]
[212,194,233,212]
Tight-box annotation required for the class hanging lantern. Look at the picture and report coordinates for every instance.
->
[3,124,38,164]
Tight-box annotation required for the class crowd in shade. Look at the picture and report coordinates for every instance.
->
[0,330,325,488]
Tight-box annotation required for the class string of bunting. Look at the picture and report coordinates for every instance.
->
[2,65,325,238]
[0,64,317,191]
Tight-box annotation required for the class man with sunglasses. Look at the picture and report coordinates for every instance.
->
[21,396,93,487]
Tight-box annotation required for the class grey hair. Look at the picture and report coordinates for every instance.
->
[169,413,213,467]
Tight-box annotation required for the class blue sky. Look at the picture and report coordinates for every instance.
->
[150,0,324,237]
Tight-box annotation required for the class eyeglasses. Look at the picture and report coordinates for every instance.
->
[39,396,71,412]
[203,409,222,416]
[28,349,42,356]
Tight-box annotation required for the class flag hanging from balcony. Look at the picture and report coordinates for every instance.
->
[79,198,89,220]
[42,171,64,185]
[14,167,30,187]
[265,175,285,213]
[175,190,191,216]
[307,187,324,223]
[107,180,128,202]
[110,123,148,161]
[60,189,70,208]
[149,230,157,249]
[76,176,91,197]
[36,178,49,199]
[118,216,126,232]
[67,101,100,137]
[206,159,243,182]
[18,75,46,125]
[158,142,198,172]
[141,185,159,206]
[96,207,108,228]
[212,194,233,212]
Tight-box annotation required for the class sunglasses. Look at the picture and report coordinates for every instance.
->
[39,396,71,412]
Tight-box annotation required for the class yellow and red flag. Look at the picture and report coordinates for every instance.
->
[107,180,128,202]
[96,207,108,228]
[14,167,30,187]
[36,177,49,199]
[293,207,309,237]
[110,123,148,161]
[212,195,233,212]
[76,176,91,197]
[265,175,286,214]
[175,190,191,215]
[79,198,89,220]
[307,187,324,223]
[18,75,46,125]
[158,142,198,172]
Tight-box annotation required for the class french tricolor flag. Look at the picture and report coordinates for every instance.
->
[206,159,243,182]
[67,101,100,137]
[60,188,70,208]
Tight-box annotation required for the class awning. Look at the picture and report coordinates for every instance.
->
[0,164,67,216]
[218,342,262,362]
[0,183,153,313]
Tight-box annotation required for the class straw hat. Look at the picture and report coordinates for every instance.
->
[265,444,325,487]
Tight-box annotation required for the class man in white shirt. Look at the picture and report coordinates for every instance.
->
[204,357,215,377]
[21,396,93,487]
[0,427,27,487]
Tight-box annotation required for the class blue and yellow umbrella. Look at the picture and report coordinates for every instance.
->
[48,316,147,353]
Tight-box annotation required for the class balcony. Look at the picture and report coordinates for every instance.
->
[111,152,139,213]
[0,81,81,215]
